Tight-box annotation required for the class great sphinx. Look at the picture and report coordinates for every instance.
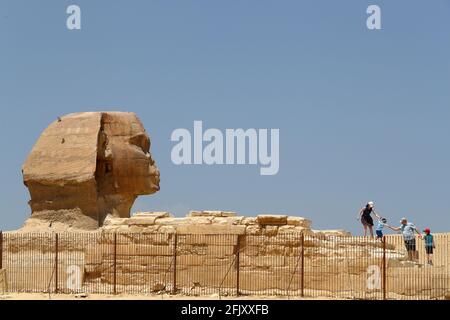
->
[22,112,160,230]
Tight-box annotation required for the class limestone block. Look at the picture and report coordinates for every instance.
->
[241,255,286,268]
[241,217,257,225]
[188,211,237,217]
[134,212,171,219]
[245,225,263,235]
[117,233,173,246]
[239,270,288,291]
[211,217,244,225]
[186,217,214,225]
[204,256,235,266]
[206,245,235,256]
[312,230,352,237]
[129,255,173,266]
[102,272,168,286]
[287,217,311,228]
[126,217,157,226]
[6,265,55,292]
[241,244,261,256]
[386,266,450,297]
[177,243,207,255]
[158,226,177,234]
[264,244,289,255]
[155,218,191,226]
[178,234,238,246]
[176,224,246,235]
[102,216,128,226]
[263,226,279,236]
[245,235,301,247]
[257,215,288,226]
[177,255,207,266]
[114,244,173,256]
[85,247,105,265]
[277,225,296,233]
[0,269,7,294]
[126,225,160,233]
[176,266,237,288]
[285,256,303,268]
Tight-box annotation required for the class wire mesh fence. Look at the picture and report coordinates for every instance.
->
[0,231,448,299]
[385,233,450,300]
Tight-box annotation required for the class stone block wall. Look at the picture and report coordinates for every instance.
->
[2,211,449,299]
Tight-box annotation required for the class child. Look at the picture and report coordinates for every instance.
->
[422,228,435,265]
[375,218,388,240]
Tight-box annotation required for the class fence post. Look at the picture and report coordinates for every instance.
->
[382,236,387,300]
[55,233,59,293]
[113,233,117,295]
[236,235,242,296]
[0,231,3,270]
[300,232,305,298]
[172,233,178,295]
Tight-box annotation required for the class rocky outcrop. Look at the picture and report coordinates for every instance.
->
[22,112,160,230]
[102,211,313,236]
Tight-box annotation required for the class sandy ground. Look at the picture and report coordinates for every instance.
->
[0,293,336,300]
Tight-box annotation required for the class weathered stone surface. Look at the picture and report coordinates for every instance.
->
[263,225,279,236]
[178,255,207,266]
[126,217,158,226]
[178,234,238,246]
[176,224,246,235]
[245,225,263,235]
[188,211,237,217]
[287,217,311,228]
[22,112,160,230]
[241,217,257,225]
[154,218,191,226]
[241,255,286,268]
[5,229,449,299]
[134,212,171,219]
[0,269,7,294]
[113,244,173,256]
[211,217,244,225]
[312,230,352,237]
[257,215,288,226]
[157,226,177,234]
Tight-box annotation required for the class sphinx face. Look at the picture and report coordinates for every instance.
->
[96,112,160,197]
[23,112,160,229]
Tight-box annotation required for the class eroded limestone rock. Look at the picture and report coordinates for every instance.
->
[101,210,351,239]
[22,112,160,230]
[257,215,288,226]
[188,210,237,217]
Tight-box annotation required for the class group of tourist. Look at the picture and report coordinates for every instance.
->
[357,201,435,265]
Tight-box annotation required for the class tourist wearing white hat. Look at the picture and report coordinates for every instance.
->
[357,201,383,237]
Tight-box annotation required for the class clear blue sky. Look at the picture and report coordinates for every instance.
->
[1,0,449,234]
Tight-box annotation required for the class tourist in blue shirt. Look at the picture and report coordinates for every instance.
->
[390,217,422,262]
[375,218,389,240]
[422,228,435,265]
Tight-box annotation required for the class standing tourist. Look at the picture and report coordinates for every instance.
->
[357,201,383,237]
[390,217,422,261]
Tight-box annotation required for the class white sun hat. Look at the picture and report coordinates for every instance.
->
[400,217,407,223]
[367,201,374,207]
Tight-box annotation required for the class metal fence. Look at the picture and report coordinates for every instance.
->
[0,231,448,299]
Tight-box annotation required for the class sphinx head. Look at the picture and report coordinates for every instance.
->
[22,112,160,229]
